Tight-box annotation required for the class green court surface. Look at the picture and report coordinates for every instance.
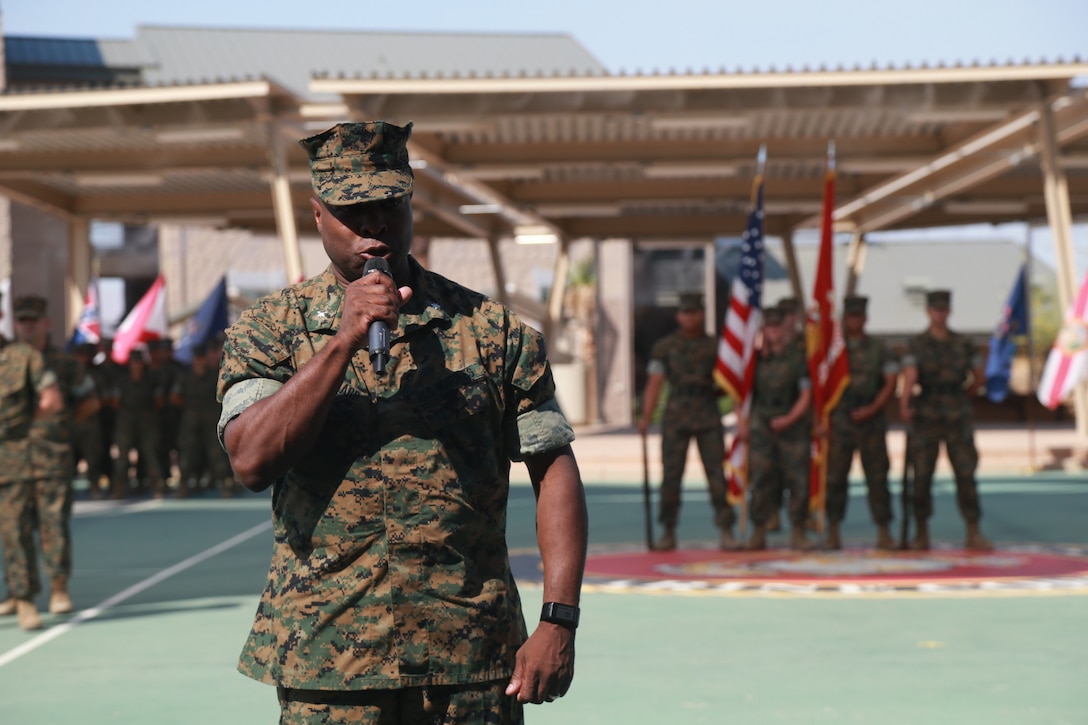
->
[1,473,1086,724]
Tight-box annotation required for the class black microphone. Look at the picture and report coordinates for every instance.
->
[363,257,392,374]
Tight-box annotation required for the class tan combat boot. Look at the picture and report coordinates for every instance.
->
[790,526,815,552]
[0,598,15,616]
[910,519,930,551]
[824,522,842,551]
[767,509,781,532]
[719,527,740,551]
[747,524,768,551]
[49,575,73,615]
[875,524,896,551]
[655,527,677,552]
[964,522,994,552]
[16,599,42,631]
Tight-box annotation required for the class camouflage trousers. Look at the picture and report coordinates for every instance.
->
[72,419,106,485]
[178,420,232,483]
[0,481,39,599]
[658,422,734,529]
[748,429,809,527]
[29,439,75,581]
[31,474,74,580]
[909,416,981,523]
[276,680,524,725]
[825,419,893,525]
[113,413,163,488]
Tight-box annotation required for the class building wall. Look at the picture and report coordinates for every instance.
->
[9,201,68,345]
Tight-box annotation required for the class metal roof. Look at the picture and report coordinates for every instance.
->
[134,25,606,100]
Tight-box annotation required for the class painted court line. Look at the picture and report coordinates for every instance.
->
[0,519,272,669]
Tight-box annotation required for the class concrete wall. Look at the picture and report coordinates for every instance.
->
[9,201,68,345]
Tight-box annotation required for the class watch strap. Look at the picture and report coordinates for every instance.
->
[540,602,579,629]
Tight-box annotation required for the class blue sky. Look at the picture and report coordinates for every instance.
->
[4,0,1088,277]
[4,0,1086,73]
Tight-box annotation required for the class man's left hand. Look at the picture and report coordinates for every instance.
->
[505,623,575,704]
[849,404,875,423]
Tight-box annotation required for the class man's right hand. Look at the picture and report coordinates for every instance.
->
[338,268,412,350]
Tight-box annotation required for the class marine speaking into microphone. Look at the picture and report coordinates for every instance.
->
[364,256,391,373]
[217,120,587,721]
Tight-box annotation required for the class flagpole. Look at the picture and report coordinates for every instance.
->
[1025,224,1038,473]
[738,145,765,541]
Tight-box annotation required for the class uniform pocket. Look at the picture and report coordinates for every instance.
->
[410,365,492,433]
[0,372,32,440]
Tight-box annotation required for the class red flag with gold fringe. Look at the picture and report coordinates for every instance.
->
[805,143,850,518]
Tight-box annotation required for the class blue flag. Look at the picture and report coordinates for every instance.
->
[174,277,229,365]
[985,265,1028,402]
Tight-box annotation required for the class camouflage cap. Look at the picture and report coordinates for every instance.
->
[677,292,704,311]
[299,121,414,205]
[763,306,785,326]
[777,297,800,314]
[13,294,47,320]
[926,289,952,308]
[842,295,869,315]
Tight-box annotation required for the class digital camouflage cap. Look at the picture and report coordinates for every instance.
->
[763,306,785,325]
[926,289,951,308]
[842,295,868,315]
[677,292,704,311]
[777,297,800,314]
[299,121,414,205]
[13,294,47,320]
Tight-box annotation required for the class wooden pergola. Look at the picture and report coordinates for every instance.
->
[1,60,1087,422]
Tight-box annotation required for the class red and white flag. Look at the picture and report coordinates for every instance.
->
[1038,272,1088,409]
[715,147,766,505]
[111,275,168,364]
[806,143,850,516]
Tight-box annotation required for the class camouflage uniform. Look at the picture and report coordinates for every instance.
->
[0,338,57,601]
[28,344,95,586]
[173,354,232,493]
[826,335,897,525]
[217,259,575,692]
[647,330,733,530]
[71,344,106,494]
[902,330,984,523]
[92,344,124,481]
[111,357,164,496]
[148,339,184,483]
[748,340,811,527]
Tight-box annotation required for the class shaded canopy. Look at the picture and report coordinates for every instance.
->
[0,61,1085,241]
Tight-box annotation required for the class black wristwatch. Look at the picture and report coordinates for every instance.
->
[540,602,580,630]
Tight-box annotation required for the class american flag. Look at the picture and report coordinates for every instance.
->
[715,162,765,505]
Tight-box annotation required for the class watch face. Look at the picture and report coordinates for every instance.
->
[542,603,579,628]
